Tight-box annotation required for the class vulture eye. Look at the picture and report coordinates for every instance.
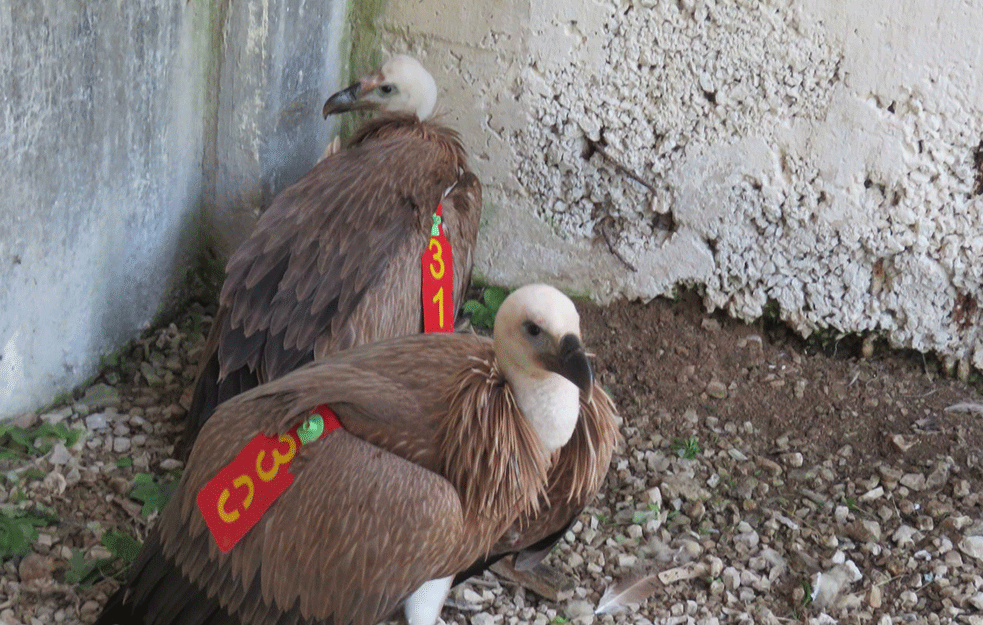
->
[524,322,542,337]
[379,84,396,95]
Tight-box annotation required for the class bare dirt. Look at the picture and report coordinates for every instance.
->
[3,293,982,624]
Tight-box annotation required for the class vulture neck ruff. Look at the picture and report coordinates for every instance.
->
[438,355,550,529]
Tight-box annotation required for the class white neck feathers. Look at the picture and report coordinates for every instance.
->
[509,372,580,454]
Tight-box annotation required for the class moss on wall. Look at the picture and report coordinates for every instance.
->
[336,0,389,139]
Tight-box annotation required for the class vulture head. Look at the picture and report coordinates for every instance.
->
[322,54,438,121]
[494,284,594,453]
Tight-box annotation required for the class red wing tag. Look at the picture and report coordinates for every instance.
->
[422,203,454,333]
[196,405,342,553]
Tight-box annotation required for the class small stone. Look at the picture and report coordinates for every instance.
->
[900,472,926,490]
[783,452,803,468]
[878,465,903,488]
[706,380,728,399]
[460,588,483,604]
[966,592,983,611]
[18,553,50,584]
[756,456,782,477]
[709,578,725,595]
[80,601,101,616]
[659,473,708,502]
[735,530,760,550]
[471,613,498,625]
[565,600,594,618]
[721,567,741,590]
[959,536,983,561]
[890,434,915,452]
[112,437,131,453]
[85,413,109,430]
[89,545,112,560]
[868,585,882,608]
[859,486,884,501]
[48,444,71,466]
[794,379,807,398]
[160,459,184,471]
[925,462,951,489]
[847,520,882,543]
[893,525,921,547]
[140,362,163,386]
[834,505,850,525]
[40,407,72,425]
[728,448,749,462]
[954,479,971,499]
[80,384,121,410]
[617,554,637,568]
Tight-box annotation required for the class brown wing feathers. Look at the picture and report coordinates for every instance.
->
[180,117,479,454]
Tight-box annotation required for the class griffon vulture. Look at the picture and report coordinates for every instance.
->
[180,55,481,454]
[96,285,618,625]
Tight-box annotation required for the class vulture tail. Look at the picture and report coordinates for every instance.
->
[178,352,260,459]
[451,518,577,586]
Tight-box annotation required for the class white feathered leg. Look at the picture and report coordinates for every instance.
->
[404,576,452,625]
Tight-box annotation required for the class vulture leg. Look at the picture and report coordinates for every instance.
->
[404,576,453,625]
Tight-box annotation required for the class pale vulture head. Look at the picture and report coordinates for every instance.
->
[322,55,438,121]
[493,284,594,453]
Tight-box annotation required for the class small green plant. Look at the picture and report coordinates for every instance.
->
[65,528,143,588]
[99,353,120,370]
[671,435,702,459]
[101,527,142,562]
[552,616,569,624]
[0,506,59,561]
[462,286,508,330]
[130,472,182,517]
[115,457,133,469]
[630,502,661,524]
[0,422,83,458]
[800,578,814,607]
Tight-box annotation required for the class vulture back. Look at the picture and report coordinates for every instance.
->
[181,116,481,455]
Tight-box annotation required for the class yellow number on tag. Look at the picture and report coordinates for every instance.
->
[256,434,298,483]
[432,286,445,329]
[429,238,445,280]
[218,475,255,523]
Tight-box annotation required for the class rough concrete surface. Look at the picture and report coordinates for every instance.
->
[0,0,346,420]
[209,0,348,257]
[372,0,983,371]
[0,2,210,420]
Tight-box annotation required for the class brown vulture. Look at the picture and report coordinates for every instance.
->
[96,285,619,625]
[180,55,481,455]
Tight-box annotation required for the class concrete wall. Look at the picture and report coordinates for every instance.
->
[209,0,348,257]
[370,0,983,373]
[0,0,346,420]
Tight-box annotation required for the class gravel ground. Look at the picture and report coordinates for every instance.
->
[1,294,982,625]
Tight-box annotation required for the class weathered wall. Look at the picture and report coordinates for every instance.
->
[372,0,983,372]
[209,0,348,257]
[0,0,346,420]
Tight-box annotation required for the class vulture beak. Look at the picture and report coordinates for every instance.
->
[545,333,594,400]
[322,74,383,118]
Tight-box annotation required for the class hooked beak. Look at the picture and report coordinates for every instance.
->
[544,333,594,400]
[322,74,383,118]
